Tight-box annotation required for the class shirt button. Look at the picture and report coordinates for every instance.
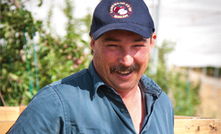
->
[120,108,126,113]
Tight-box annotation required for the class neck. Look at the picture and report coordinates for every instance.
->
[116,85,140,100]
[118,86,145,133]
[119,86,141,107]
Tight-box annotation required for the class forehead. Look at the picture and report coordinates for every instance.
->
[98,30,148,42]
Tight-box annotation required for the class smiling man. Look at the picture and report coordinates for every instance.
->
[7,0,174,134]
[90,30,157,133]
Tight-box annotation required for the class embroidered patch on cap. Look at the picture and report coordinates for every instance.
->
[110,2,133,19]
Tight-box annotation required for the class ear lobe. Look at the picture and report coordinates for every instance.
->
[90,36,95,51]
[150,33,157,49]
[152,33,157,40]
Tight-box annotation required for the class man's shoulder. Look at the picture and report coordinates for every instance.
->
[50,68,90,86]
[31,68,94,108]
[34,68,93,101]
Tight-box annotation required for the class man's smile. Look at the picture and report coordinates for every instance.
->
[116,70,132,75]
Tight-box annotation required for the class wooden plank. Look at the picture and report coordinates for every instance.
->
[0,107,19,121]
[174,118,221,134]
[19,106,26,115]
[0,121,15,134]
[174,115,215,119]
[0,106,26,134]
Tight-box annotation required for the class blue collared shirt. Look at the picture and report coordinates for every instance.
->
[8,62,174,134]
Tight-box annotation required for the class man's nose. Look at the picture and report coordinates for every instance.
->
[119,54,134,67]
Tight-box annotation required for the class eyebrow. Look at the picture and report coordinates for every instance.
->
[134,37,147,42]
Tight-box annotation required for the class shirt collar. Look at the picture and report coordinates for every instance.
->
[88,61,162,99]
[139,75,162,98]
[88,61,107,98]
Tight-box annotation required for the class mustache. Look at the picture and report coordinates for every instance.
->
[110,64,140,74]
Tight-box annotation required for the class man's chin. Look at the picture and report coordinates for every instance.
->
[113,82,137,92]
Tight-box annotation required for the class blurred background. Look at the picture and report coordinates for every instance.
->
[0,0,220,119]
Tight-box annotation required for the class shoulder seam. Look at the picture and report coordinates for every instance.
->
[48,85,70,134]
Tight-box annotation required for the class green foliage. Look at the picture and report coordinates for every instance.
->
[165,67,201,116]
[146,40,201,116]
[0,0,91,106]
[0,1,42,106]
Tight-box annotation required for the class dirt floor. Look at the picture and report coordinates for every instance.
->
[188,70,221,119]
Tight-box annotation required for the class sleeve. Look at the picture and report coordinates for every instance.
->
[7,85,66,134]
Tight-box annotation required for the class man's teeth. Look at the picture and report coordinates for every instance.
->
[117,70,131,74]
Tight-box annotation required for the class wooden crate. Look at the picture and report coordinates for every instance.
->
[0,106,221,134]
[0,106,26,134]
[174,116,221,134]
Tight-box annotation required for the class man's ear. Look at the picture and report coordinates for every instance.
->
[150,33,157,49]
[90,36,95,53]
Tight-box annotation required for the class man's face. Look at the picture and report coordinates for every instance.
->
[90,30,156,93]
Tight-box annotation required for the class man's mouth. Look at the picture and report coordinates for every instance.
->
[116,70,132,75]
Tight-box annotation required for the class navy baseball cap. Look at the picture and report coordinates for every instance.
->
[89,0,155,40]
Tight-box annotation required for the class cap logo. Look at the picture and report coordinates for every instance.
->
[110,2,133,19]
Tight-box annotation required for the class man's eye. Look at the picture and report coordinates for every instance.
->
[107,45,118,47]
[133,45,144,47]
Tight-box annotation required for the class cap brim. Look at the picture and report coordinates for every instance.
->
[92,23,153,40]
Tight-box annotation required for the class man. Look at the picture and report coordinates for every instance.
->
[8,0,174,133]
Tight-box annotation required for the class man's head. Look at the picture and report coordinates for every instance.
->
[89,0,156,93]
